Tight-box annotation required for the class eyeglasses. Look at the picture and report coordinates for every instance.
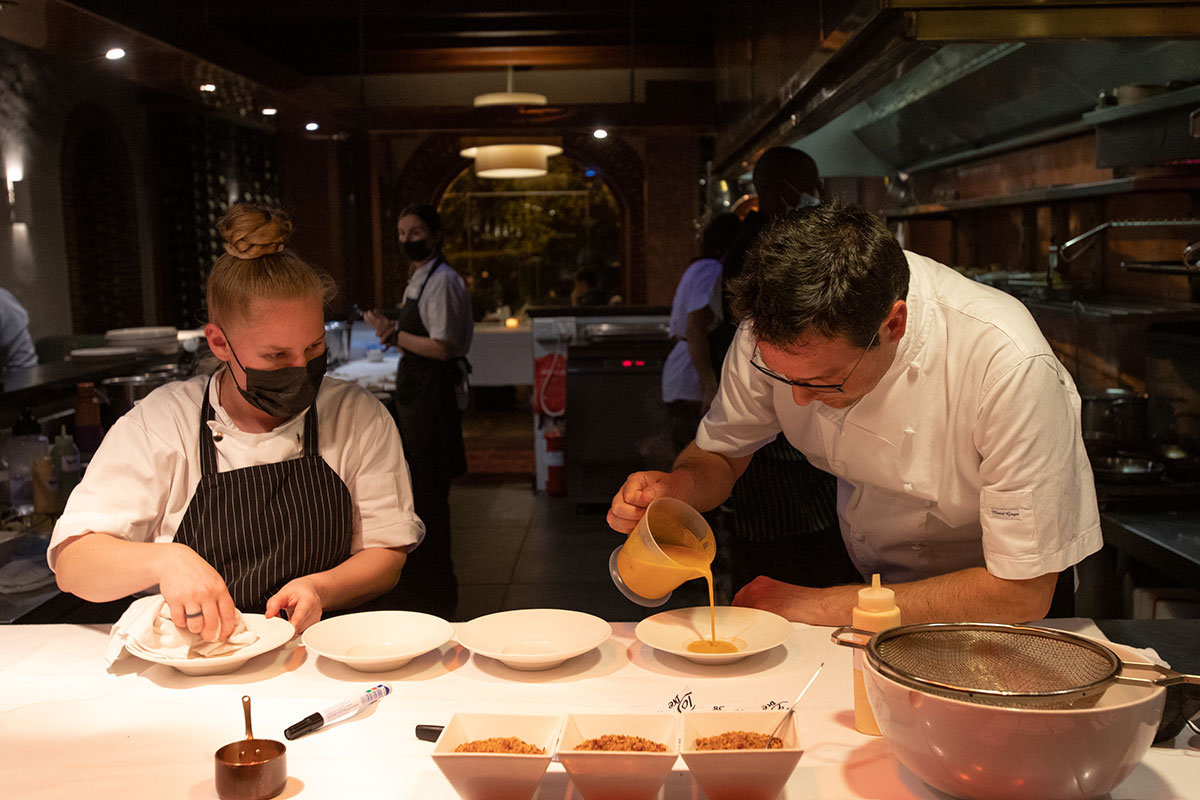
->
[750,331,879,394]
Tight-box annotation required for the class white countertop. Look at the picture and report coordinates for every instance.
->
[0,619,1195,799]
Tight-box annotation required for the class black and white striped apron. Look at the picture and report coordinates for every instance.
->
[174,376,353,612]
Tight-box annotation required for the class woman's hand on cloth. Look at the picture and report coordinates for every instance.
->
[157,543,240,642]
[266,577,323,633]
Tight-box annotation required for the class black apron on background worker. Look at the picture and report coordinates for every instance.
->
[175,377,353,611]
[385,261,466,617]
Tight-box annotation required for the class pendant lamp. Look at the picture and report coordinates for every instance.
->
[460,68,562,179]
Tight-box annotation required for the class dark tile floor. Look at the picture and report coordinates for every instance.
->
[448,480,718,624]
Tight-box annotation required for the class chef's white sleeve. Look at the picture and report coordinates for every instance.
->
[48,412,181,571]
[974,354,1102,579]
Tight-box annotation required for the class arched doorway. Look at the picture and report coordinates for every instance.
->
[386,132,645,309]
[60,104,142,332]
[438,158,622,319]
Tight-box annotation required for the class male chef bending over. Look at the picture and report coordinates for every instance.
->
[608,201,1102,625]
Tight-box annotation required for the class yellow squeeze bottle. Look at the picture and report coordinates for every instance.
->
[853,573,901,735]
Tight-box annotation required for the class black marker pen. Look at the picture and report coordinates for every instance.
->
[285,683,392,740]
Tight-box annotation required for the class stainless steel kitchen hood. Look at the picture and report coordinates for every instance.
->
[715,1,1200,177]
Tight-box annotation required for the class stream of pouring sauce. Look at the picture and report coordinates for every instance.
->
[655,545,737,654]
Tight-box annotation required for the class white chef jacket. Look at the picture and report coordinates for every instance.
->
[49,370,425,570]
[696,250,1102,582]
[663,257,723,403]
[405,259,473,358]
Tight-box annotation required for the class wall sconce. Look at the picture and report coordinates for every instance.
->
[9,179,31,224]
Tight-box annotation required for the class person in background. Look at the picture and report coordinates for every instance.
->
[0,287,38,370]
[610,201,1101,625]
[707,147,861,594]
[364,203,472,617]
[570,266,608,306]
[50,203,422,635]
[662,212,742,455]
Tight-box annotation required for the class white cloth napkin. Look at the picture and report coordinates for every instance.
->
[106,595,259,667]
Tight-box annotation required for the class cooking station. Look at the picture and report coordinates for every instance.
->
[528,307,673,503]
[0,617,1195,799]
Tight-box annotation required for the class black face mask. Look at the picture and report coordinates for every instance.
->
[224,333,326,419]
[402,238,434,263]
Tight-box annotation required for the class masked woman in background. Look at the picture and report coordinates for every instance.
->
[50,203,423,635]
[365,204,473,618]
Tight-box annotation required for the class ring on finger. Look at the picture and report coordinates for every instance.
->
[184,609,204,619]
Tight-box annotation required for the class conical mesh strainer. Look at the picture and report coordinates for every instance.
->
[834,622,1200,710]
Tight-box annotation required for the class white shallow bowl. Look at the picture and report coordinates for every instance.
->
[105,326,178,341]
[865,639,1165,800]
[635,606,793,665]
[69,346,138,360]
[302,610,454,672]
[456,609,611,671]
[680,710,804,800]
[557,712,679,800]
[431,712,561,800]
[124,614,294,676]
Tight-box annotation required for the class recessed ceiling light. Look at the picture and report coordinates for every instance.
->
[592,129,608,140]
[105,48,126,60]
[199,83,216,92]
[305,122,319,131]
[261,108,278,116]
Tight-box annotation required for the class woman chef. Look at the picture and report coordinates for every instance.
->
[50,203,424,636]
[364,204,472,616]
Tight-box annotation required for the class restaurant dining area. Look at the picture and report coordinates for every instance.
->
[3,2,1200,799]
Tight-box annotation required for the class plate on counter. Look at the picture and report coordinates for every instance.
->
[456,608,611,671]
[302,610,454,672]
[635,606,793,665]
[69,346,139,360]
[124,614,295,676]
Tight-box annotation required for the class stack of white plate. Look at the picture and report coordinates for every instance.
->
[105,326,179,355]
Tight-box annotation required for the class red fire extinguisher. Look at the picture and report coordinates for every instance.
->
[544,427,566,496]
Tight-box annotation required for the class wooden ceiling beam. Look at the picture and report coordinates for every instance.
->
[314,44,714,74]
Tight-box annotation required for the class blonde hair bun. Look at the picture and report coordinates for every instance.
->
[206,203,336,327]
[220,203,292,260]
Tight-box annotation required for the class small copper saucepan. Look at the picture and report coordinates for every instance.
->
[214,695,288,800]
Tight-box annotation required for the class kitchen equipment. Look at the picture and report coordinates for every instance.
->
[1081,387,1148,453]
[104,326,179,355]
[324,319,353,367]
[1090,455,1166,483]
[833,622,1200,708]
[124,614,294,676]
[556,712,679,800]
[565,331,673,504]
[679,710,804,800]
[214,695,287,800]
[99,371,180,423]
[301,610,454,672]
[767,661,823,743]
[609,497,715,606]
[455,608,611,671]
[429,712,560,800]
[833,624,1188,800]
[633,606,792,666]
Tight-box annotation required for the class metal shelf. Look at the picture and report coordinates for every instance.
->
[884,176,1200,220]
